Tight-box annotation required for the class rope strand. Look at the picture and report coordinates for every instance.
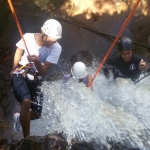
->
[7,0,30,56]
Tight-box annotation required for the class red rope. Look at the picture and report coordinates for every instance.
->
[7,0,30,56]
[88,0,141,87]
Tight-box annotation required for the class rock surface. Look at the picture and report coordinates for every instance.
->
[0,133,142,150]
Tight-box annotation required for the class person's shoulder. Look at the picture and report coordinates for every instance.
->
[50,42,62,53]
[16,33,34,47]
[53,42,61,49]
[24,33,34,36]
[23,33,34,38]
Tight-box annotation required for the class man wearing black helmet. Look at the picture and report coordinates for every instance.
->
[103,37,149,81]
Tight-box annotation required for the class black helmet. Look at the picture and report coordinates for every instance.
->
[118,37,134,51]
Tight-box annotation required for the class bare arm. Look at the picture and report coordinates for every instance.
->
[10,48,24,74]
[27,55,52,76]
[34,60,52,76]
[86,74,93,90]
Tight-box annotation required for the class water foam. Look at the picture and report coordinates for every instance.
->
[30,59,150,149]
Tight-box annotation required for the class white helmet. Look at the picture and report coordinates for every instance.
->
[71,62,87,79]
[41,19,62,39]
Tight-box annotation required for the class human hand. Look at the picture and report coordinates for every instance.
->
[27,55,40,63]
[139,59,149,71]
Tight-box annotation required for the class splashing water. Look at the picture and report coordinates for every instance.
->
[30,60,150,149]
[95,74,150,127]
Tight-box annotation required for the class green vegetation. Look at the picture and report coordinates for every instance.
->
[0,1,10,36]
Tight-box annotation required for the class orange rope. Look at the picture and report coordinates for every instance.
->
[88,0,141,87]
[7,0,30,56]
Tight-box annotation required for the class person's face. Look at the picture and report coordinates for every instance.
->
[120,50,133,62]
[43,36,57,47]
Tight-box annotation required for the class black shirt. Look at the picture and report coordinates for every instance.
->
[103,55,142,81]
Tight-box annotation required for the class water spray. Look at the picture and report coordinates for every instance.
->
[135,72,150,84]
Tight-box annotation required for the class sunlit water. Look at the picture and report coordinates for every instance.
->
[30,59,150,149]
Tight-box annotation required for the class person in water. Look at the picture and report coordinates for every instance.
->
[63,62,93,90]
[103,37,150,81]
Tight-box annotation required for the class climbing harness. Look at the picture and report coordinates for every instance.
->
[16,63,38,79]
[88,0,141,87]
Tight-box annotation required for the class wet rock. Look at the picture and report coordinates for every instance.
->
[148,35,150,46]
[44,133,68,150]
[0,137,8,149]
[10,136,44,150]
[7,133,144,150]
[130,17,150,46]
[71,141,96,150]
[70,50,93,66]
[10,133,68,150]
[0,0,4,6]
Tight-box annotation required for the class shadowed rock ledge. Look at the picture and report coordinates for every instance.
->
[0,133,142,150]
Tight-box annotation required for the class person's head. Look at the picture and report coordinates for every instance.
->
[71,62,87,79]
[118,37,134,62]
[41,19,62,47]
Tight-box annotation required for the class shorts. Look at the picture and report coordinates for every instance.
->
[12,74,43,114]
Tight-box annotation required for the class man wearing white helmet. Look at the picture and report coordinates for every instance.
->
[10,19,62,138]
[63,62,93,89]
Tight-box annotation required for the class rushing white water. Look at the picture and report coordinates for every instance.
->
[95,74,150,128]
[30,60,150,149]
